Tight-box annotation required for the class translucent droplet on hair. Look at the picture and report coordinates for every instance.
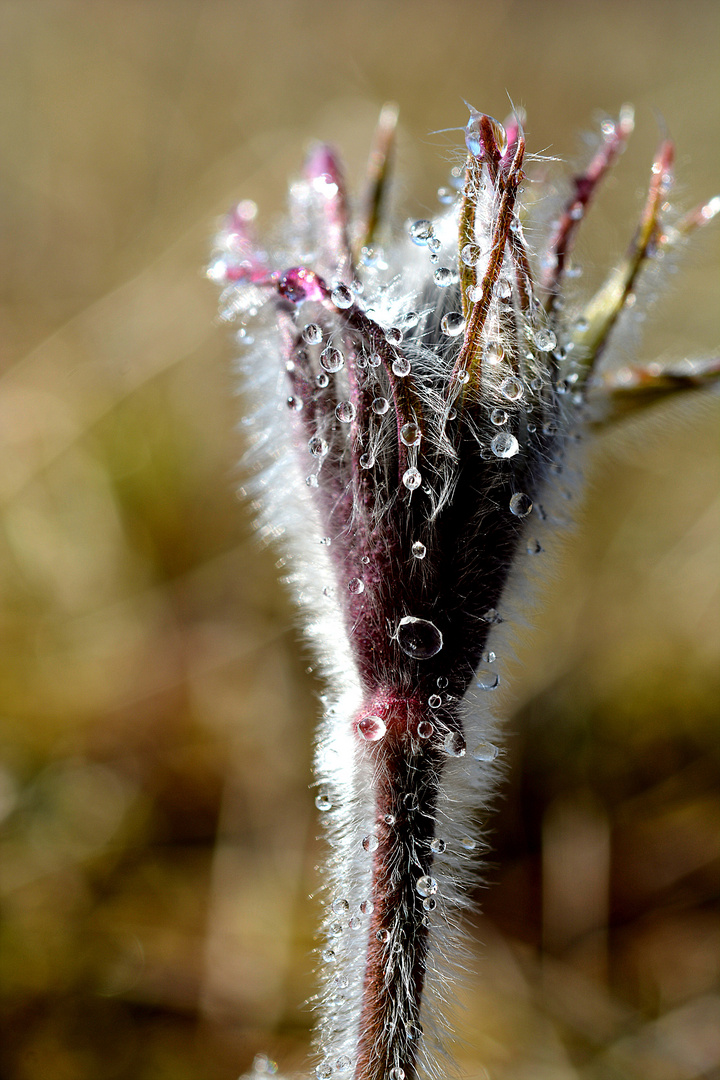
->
[443,731,466,756]
[331,283,353,308]
[472,741,499,762]
[402,466,422,490]
[491,432,519,458]
[430,838,446,854]
[415,875,438,898]
[347,578,364,594]
[510,492,533,517]
[320,347,344,373]
[303,323,323,345]
[400,422,421,447]
[441,312,465,337]
[357,715,386,741]
[335,400,356,423]
[411,541,426,559]
[395,616,443,659]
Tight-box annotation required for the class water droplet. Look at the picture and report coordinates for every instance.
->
[372,397,389,415]
[303,323,323,345]
[367,351,382,367]
[443,731,466,756]
[481,650,496,663]
[392,356,411,377]
[460,836,477,851]
[422,897,437,912]
[434,267,453,287]
[491,432,519,458]
[308,436,328,457]
[331,284,353,308]
[441,312,465,337]
[428,694,442,710]
[409,219,433,244]
[286,395,303,412]
[527,538,543,555]
[360,899,374,915]
[500,376,524,401]
[348,578,365,594]
[403,792,418,810]
[461,243,482,266]
[329,921,343,936]
[436,675,449,689]
[491,408,508,426]
[430,838,446,854]
[400,310,420,329]
[400,422,422,448]
[316,372,330,388]
[335,1057,351,1073]
[497,279,513,300]
[315,792,332,811]
[395,616,443,660]
[332,898,350,914]
[542,420,559,436]
[389,1069,405,1080]
[415,875,438,898]
[485,342,504,365]
[362,833,379,852]
[359,453,375,469]
[468,284,483,303]
[376,928,391,943]
[320,536,332,546]
[481,608,502,624]
[457,368,470,384]
[534,327,557,352]
[427,235,441,254]
[509,492,533,517]
[402,467,422,490]
[465,111,507,159]
[472,741,499,762]
[320,347,344,373]
[476,669,499,690]
[316,1063,333,1080]
[335,400,356,423]
[383,813,396,825]
[411,541,426,559]
[357,715,386,741]
[321,947,335,962]
[385,326,403,345]
[417,721,434,739]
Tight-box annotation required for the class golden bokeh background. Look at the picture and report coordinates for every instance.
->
[0,3,718,1078]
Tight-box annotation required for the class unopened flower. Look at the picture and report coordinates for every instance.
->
[213,104,718,1080]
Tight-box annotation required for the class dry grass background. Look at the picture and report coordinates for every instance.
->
[0,2,718,1078]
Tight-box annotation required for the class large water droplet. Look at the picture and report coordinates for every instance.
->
[428,694,442,709]
[376,928,390,943]
[316,1063,333,1080]
[433,267,453,287]
[320,347,344,373]
[415,875,438,898]
[400,422,421,447]
[509,492,533,517]
[409,220,433,244]
[315,791,332,811]
[472,741,499,762]
[476,669,499,690]
[359,452,375,469]
[441,312,466,337]
[362,833,379,852]
[465,111,507,159]
[308,436,328,457]
[411,541,426,559]
[533,327,557,352]
[417,720,434,739]
[485,342,505,365]
[331,284,353,309]
[491,408,508,426]
[392,356,411,377]
[443,731,466,756]
[357,715,386,741]
[461,242,482,266]
[303,323,323,345]
[500,376,524,401]
[348,578,365,594]
[335,400,356,423]
[402,467,422,490]
[372,397,389,415]
[395,616,443,660]
[430,838,446,854]
[491,432,519,458]
[332,898,350,914]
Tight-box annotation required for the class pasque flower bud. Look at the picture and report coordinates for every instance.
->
[213,104,718,1080]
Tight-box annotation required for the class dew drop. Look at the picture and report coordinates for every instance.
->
[443,731,466,756]
[468,284,483,303]
[331,284,353,308]
[490,408,508,426]
[303,323,323,345]
[357,714,386,741]
[398,423,423,452]
[319,536,331,546]
[410,219,434,243]
[376,928,391,943]
[434,267,453,287]
[485,342,505,365]
[321,947,335,962]
[575,317,589,333]
[286,395,303,412]
[316,372,330,388]
[481,650,496,663]
[315,792,332,811]
[428,694,442,709]
[335,400,356,423]
[411,541,426,559]
[430,838,446,854]
[332,898,350,914]
[360,899,374,915]
[472,741,499,762]
[509,492,533,517]
[367,352,382,367]
[385,326,403,345]
[500,376,524,401]
[316,1063,333,1080]
[392,355,411,377]
[320,347,344,373]
[362,833,379,852]
[372,397,390,415]
[359,452,375,469]
[491,432,519,458]
[415,875,438,898]
[460,836,477,851]
[477,669,499,690]
[383,813,396,826]
[527,538,543,555]
[389,1070,405,1080]
[361,245,381,267]
[417,720,434,739]
[422,897,437,912]
[534,327,557,352]
[402,467,422,491]
[400,310,420,329]
[461,242,482,266]
[308,436,328,457]
[481,607,502,624]
[329,921,343,936]
[441,312,466,337]
[395,616,443,659]
[497,278,513,300]
[427,235,441,254]
[335,1057,351,1074]
[348,578,365,594]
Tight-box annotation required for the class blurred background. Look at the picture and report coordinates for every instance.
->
[0,2,718,1078]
